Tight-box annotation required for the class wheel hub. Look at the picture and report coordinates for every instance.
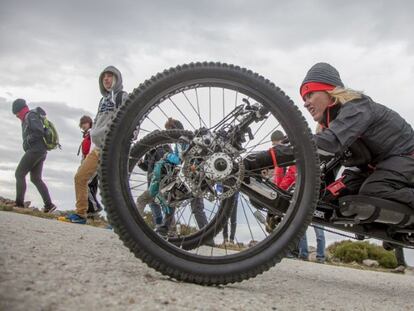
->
[204,153,233,180]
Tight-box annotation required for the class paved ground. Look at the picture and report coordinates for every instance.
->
[1,211,413,311]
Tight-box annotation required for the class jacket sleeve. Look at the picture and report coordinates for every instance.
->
[314,98,373,154]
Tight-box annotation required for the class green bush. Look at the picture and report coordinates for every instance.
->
[378,252,398,268]
[329,240,398,269]
[333,241,368,263]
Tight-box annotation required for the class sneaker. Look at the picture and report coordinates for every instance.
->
[58,214,86,224]
[316,258,325,264]
[43,204,57,213]
[13,201,31,210]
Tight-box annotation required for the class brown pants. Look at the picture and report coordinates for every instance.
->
[75,148,99,217]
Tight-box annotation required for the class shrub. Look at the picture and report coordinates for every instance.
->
[378,252,398,269]
[333,241,368,263]
[329,240,398,268]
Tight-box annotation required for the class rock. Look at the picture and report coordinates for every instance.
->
[392,265,406,274]
[363,259,379,267]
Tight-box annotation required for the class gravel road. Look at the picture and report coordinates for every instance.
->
[1,211,413,311]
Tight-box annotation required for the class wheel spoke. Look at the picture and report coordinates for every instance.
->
[240,195,255,243]
[157,105,170,120]
[145,116,162,130]
[168,97,197,130]
[243,124,282,157]
[241,194,268,238]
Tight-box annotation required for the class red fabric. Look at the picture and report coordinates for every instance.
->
[300,82,336,100]
[273,166,285,186]
[269,148,277,168]
[273,165,297,191]
[81,132,92,158]
[17,106,29,121]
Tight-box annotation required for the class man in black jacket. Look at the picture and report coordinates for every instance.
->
[245,63,414,209]
[12,99,56,213]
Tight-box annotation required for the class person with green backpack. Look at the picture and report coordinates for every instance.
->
[12,98,59,213]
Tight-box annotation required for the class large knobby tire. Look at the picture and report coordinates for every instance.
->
[99,62,320,285]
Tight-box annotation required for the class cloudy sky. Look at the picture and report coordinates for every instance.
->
[1,0,414,259]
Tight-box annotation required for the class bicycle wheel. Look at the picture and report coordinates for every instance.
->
[99,62,320,285]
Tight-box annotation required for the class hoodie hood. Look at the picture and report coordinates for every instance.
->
[98,65,123,96]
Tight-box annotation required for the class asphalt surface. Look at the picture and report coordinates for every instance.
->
[1,211,413,311]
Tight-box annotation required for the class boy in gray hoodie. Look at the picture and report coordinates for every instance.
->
[59,66,127,224]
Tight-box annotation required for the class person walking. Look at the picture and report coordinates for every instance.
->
[12,99,56,213]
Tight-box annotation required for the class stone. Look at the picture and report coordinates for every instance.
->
[362,259,379,267]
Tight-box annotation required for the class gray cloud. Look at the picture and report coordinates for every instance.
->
[1,0,414,89]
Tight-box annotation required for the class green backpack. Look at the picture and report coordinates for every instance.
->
[33,108,61,151]
[42,116,61,150]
